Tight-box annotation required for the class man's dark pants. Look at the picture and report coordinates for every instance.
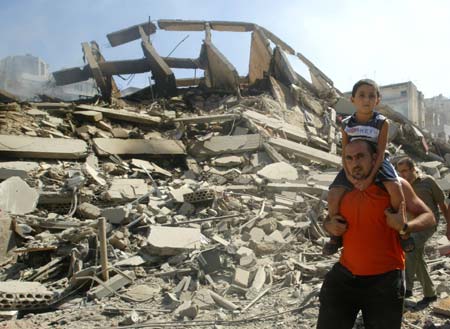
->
[317,263,405,329]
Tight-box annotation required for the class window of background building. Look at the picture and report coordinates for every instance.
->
[400,90,407,96]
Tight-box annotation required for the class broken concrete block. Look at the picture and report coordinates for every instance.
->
[0,281,55,310]
[249,240,280,256]
[183,189,215,203]
[82,162,106,186]
[243,109,308,142]
[266,230,286,243]
[433,296,450,317]
[257,162,298,181]
[73,110,103,122]
[109,231,129,250]
[114,255,145,267]
[212,155,243,167]
[248,227,266,242]
[93,138,186,157]
[0,161,39,180]
[266,183,327,195]
[105,179,148,201]
[257,217,278,234]
[101,207,128,224]
[234,268,251,288]
[125,284,158,301]
[438,243,450,256]
[0,135,88,160]
[178,202,195,216]
[240,253,257,268]
[169,186,194,203]
[77,202,101,219]
[251,266,266,291]
[77,104,161,125]
[88,270,136,300]
[146,226,201,256]
[245,266,267,300]
[272,205,291,213]
[192,289,216,309]
[274,194,296,208]
[174,300,198,319]
[207,289,239,311]
[111,127,129,138]
[0,177,39,215]
[236,246,254,257]
[189,134,262,157]
[268,137,341,167]
[0,310,18,320]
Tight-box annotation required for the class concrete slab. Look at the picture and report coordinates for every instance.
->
[202,40,240,92]
[82,162,106,186]
[146,226,202,256]
[0,161,39,180]
[173,114,240,124]
[243,110,307,143]
[93,138,186,157]
[77,202,101,219]
[107,21,157,47]
[257,162,298,181]
[101,207,128,225]
[139,26,177,96]
[268,137,341,167]
[169,186,194,203]
[73,110,103,122]
[77,104,161,125]
[249,27,272,84]
[105,179,148,201]
[189,134,262,157]
[0,177,39,215]
[0,281,54,309]
[0,135,88,160]
[212,155,243,167]
[88,270,136,300]
[266,182,327,195]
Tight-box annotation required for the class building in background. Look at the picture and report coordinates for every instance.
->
[379,81,425,128]
[0,54,97,101]
[424,94,450,141]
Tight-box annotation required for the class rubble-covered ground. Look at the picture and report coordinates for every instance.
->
[0,89,449,329]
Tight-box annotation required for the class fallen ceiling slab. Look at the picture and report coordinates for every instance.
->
[0,135,88,159]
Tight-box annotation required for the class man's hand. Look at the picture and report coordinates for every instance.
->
[324,215,348,236]
[385,201,406,232]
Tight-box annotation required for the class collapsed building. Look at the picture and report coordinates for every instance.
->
[0,19,450,328]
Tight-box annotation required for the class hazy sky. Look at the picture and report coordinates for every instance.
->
[1,0,449,98]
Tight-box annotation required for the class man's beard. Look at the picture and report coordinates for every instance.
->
[351,166,370,180]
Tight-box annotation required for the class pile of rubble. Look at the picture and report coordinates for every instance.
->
[0,19,449,329]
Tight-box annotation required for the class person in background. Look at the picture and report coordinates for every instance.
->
[396,157,449,308]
